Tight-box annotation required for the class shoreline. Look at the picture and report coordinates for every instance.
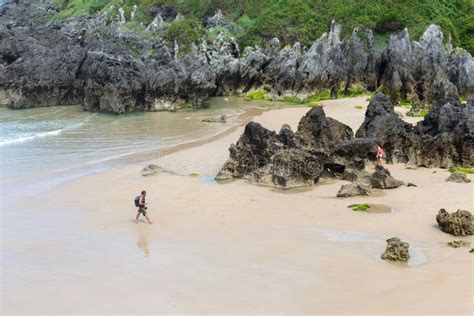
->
[3,96,473,314]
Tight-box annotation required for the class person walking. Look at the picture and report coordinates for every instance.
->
[135,190,153,224]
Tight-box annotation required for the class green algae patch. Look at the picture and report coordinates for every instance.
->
[348,203,370,212]
[308,102,323,108]
[448,167,474,174]
[447,240,468,248]
[243,90,271,101]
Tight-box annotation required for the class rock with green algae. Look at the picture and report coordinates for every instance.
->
[447,240,467,248]
[436,209,473,236]
[381,237,410,262]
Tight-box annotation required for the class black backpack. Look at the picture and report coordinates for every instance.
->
[134,196,140,207]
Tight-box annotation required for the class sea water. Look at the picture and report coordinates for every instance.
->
[0,97,249,197]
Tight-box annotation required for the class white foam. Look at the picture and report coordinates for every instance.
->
[0,129,63,146]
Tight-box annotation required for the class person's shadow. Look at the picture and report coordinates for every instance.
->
[135,225,151,257]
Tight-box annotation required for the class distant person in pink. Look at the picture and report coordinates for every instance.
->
[376,144,384,166]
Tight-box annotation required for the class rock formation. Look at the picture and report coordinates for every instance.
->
[216,107,362,188]
[370,165,403,189]
[445,173,471,183]
[337,184,370,197]
[141,164,162,176]
[217,93,472,188]
[381,237,410,262]
[356,93,474,168]
[1,1,472,113]
[436,209,473,236]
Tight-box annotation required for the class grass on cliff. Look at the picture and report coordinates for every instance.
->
[51,0,474,55]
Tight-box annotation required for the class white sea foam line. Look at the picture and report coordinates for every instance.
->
[0,129,63,146]
[0,114,95,147]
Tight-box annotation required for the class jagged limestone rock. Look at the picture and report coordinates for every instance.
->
[436,209,473,236]
[337,183,370,197]
[446,173,471,183]
[381,237,410,262]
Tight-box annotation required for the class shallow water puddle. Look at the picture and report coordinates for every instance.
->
[365,204,394,213]
[200,176,217,185]
[272,226,428,267]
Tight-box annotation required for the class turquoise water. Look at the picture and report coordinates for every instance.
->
[0,98,248,196]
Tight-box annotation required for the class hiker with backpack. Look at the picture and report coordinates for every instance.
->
[135,190,153,224]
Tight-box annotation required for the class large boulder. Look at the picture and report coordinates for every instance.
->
[381,237,410,263]
[445,173,471,183]
[412,98,474,167]
[370,165,403,189]
[356,93,415,163]
[337,183,370,197]
[216,107,354,188]
[436,209,473,236]
[296,107,353,154]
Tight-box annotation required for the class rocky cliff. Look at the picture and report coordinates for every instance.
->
[1,0,473,113]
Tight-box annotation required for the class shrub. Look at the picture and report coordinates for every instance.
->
[307,90,331,102]
[282,96,305,104]
[243,90,270,101]
[345,83,367,97]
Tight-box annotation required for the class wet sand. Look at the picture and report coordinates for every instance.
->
[2,96,473,314]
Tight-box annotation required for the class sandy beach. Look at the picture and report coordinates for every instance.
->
[2,96,473,314]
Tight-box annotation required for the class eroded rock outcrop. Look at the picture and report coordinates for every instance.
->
[1,1,472,113]
[216,107,357,188]
[370,165,403,189]
[356,93,474,168]
[445,173,471,183]
[217,92,472,188]
[337,183,370,197]
[381,237,410,262]
[436,209,473,236]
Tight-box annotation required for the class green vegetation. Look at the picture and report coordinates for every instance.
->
[470,248,474,253]
[180,102,193,109]
[347,203,370,212]
[308,102,323,108]
[49,0,474,55]
[344,83,367,98]
[189,172,200,177]
[398,99,413,110]
[162,19,206,56]
[417,109,429,117]
[242,90,271,101]
[282,96,306,104]
[307,90,331,102]
[447,240,467,248]
[448,167,474,174]
[202,117,218,122]
[354,105,363,110]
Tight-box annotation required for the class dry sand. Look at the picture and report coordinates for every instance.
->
[3,96,473,314]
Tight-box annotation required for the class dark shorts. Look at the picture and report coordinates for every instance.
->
[138,206,147,214]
